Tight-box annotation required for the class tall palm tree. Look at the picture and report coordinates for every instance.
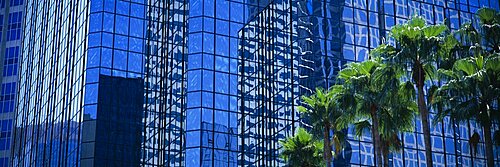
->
[298,88,346,167]
[432,8,500,166]
[432,54,500,167]
[378,91,417,166]
[352,105,416,166]
[474,8,500,53]
[280,128,325,167]
[375,17,448,166]
[336,58,416,167]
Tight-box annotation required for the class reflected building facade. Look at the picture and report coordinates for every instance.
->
[239,0,297,166]
[143,0,187,165]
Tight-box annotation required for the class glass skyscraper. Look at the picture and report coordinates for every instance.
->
[0,0,24,166]
[13,0,146,166]
[9,0,500,167]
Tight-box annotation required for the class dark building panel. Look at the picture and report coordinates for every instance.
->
[83,75,143,166]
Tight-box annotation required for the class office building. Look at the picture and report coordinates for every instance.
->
[13,0,146,166]
[0,0,24,166]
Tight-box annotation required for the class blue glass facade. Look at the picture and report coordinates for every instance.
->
[8,0,500,167]
[13,0,89,165]
[239,1,297,166]
[82,0,147,165]
[0,0,23,166]
[13,0,147,166]
[143,0,187,165]
[184,0,267,166]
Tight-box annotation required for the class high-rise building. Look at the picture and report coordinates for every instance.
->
[12,0,147,166]
[11,0,500,167]
[0,0,24,166]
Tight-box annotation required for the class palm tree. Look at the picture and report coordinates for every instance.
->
[280,128,324,167]
[474,8,500,53]
[432,54,500,167]
[352,106,416,167]
[431,8,500,167]
[298,88,347,167]
[378,93,417,166]
[336,58,416,167]
[375,17,449,166]
[452,8,499,57]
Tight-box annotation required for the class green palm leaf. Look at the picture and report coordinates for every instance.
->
[423,25,448,38]
[477,8,498,25]
[280,128,324,167]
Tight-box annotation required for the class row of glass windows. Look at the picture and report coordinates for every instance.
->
[90,0,146,17]
[186,148,239,167]
[2,46,19,78]
[89,13,145,38]
[2,64,17,77]
[185,108,239,131]
[343,0,498,10]
[0,0,23,8]
[6,12,22,41]
[186,91,238,111]
[0,83,15,114]
[238,1,297,166]
[187,70,238,94]
[0,119,12,151]
[186,9,241,156]
[187,53,239,71]
[86,46,144,72]
[0,12,22,42]
[189,0,247,23]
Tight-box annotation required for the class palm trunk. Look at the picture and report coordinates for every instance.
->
[323,124,332,167]
[371,105,383,167]
[418,86,433,167]
[483,122,494,167]
[413,60,433,167]
[382,143,389,167]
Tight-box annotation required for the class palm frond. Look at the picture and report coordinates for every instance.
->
[280,128,324,167]
[423,25,448,38]
[353,120,371,138]
[332,130,347,156]
[453,57,480,76]
[477,8,498,25]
